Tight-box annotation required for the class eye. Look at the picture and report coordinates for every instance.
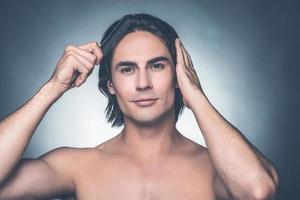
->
[120,67,135,74]
[150,63,164,70]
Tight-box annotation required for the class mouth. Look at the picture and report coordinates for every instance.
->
[133,98,158,107]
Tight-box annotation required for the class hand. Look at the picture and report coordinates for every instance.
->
[175,38,204,109]
[49,41,103,93]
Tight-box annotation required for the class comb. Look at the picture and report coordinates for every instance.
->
[101,15,131,55]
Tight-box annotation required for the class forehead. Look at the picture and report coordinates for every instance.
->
[111,31,172,65]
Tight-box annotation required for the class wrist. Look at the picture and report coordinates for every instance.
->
[41,80,67,100]
[189,91,208,113]
[47,78,69,93]
[27,81,66,112]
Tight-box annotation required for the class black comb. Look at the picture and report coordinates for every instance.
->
[100,15,131,55]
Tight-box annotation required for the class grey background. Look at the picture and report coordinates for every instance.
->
[0,0,299,199]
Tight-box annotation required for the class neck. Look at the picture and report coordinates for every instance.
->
[119,110,181,162]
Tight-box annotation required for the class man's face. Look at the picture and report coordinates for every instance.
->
[108,31,177,125]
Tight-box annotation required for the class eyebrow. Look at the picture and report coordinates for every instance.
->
[115,56,171,69]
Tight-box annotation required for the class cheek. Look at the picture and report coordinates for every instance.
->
[157,72,176,104]
[112,72,129,89]
[112,75,134,101]
[114,84,130,98]
[163,65,177,87]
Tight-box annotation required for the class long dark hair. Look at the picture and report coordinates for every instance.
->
[98,13,184,127]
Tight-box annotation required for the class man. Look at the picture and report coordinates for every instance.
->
[0,14,279,199]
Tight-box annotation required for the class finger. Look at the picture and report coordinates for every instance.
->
[65,55,90,87]
[79,41,103,64]
[69,71,80,89]
[176,39,194,82]
[181,45,199,85]
[181,45,198,81]
[178,43,191,79]
[178,40,190,71]
[175,39,187,68]
[73,51,95,77]
[178,41,202,88]
[75,62,90,87]
[180,43,193,70]
[65,45,98,65]
[65,49,95,71]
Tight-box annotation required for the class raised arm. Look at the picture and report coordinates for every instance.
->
[0,41,102,199]
[174,38,279,200]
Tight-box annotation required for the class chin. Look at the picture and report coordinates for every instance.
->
[125,107,174,127]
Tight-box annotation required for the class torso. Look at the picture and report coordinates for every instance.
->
[68,135,217,200]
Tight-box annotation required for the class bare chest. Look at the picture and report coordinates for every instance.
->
[74,156,216,200]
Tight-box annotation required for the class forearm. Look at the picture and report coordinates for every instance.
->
[191,92,278,199]
[0,80,64,185]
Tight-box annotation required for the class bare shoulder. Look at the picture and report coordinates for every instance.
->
[0,146,107,200]
[178,135,216,174]
[39,146,102,162]
[178,135,208,157]
[38,146,108,173]
[94,133,122,152]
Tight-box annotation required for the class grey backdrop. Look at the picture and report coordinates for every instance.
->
[0,0,299,199]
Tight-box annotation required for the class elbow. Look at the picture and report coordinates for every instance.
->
[251,178,279,200]
[250,164,280,200]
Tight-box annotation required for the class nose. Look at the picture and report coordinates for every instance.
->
[136,69,153,91]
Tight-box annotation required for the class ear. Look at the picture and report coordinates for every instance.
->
[107,80,116,95]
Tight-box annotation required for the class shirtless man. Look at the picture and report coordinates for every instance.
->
[0,14,279,199]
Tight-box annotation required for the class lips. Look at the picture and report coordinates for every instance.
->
[133,98,158,106]
[134,98,158,102]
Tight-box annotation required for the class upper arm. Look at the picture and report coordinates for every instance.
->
[195,147,234,200]
[202,149,233,200]
[0,147,76,199]
[214,174,234,200]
